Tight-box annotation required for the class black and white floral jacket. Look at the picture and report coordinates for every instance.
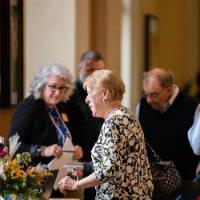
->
[92,106,154,200]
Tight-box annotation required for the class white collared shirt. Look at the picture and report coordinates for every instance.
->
[161,84,179,112]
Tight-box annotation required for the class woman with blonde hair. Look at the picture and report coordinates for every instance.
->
[58,69,153,200]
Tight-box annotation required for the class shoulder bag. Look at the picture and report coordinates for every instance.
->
[146,141,182,194]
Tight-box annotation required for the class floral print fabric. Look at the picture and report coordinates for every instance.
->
[91,107,153,200]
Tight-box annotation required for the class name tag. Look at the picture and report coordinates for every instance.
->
[61,113,69,122]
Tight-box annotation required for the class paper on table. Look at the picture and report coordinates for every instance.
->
[53,166,69,190]
[47,137,74,190]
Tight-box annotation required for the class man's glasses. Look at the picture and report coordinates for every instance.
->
[143,89,166,101]
[47,84,68,93]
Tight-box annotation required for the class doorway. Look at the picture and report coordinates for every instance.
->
[0,0,23,107]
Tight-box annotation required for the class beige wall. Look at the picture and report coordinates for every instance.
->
[160,0,186,85]
[184,0,200,94]
[147,0,200,93]
[23,0,200,108]
[75,0,91,72]
[90,0,121,73]
[23,0,76,95]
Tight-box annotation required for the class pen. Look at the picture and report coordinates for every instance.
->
[62,150,75,153]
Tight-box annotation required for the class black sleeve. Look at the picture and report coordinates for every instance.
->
[83,161,94,177]
[7,99,41,158]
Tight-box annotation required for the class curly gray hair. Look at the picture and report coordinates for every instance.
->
[29,63,74,102]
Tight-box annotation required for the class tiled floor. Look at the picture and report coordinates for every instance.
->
[0,107,14,137]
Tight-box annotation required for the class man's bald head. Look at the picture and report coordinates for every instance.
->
[143,68,175,111]
[143,68,174,88]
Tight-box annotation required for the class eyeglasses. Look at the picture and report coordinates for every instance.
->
[143,89,166,101]
[47,84,68,93]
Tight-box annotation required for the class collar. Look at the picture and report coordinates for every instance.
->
[162,84,179,112]
[168,84,179,106]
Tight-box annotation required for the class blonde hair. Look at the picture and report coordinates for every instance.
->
[83,69,125,101]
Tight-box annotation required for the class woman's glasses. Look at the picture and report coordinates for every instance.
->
[47,84,68,93]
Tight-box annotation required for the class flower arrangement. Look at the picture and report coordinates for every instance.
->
[0,135,52,200]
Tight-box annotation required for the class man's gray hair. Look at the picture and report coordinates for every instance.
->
[80,50,104,62]
[29,63,74,101]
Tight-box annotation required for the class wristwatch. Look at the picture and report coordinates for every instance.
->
[36,146,45,157]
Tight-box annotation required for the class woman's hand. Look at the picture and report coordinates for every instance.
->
[73,145,83,160]
[58,176,80,192]
[74,166,83,178]
[43,144,62,158]
[65,165,83,179]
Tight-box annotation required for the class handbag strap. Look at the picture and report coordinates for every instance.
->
[145,139,161,162]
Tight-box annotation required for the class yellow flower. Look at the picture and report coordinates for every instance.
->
[18,169,27,178]
[11,169,27,179]
[0,152,52,197]
[11,171,19,179]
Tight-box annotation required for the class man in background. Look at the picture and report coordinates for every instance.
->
[136,68,200,199]
[66,50,105,199]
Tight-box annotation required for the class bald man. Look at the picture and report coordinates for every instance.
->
[136,68,200,199]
